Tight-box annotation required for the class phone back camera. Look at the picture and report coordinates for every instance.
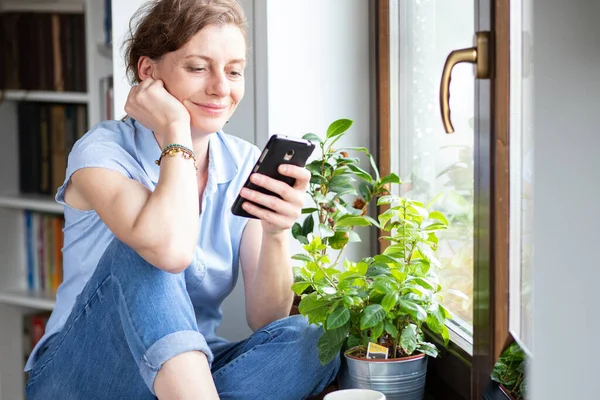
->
[284,150,295,161]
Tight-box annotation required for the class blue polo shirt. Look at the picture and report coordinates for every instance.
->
[25,118,260,371]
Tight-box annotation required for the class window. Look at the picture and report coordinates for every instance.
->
[509,0,534,355]
[389,0,475,351]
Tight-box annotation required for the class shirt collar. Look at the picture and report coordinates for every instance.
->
[208,131,239,185]
[132,118,238,186]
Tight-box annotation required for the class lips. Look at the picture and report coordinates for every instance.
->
[193,102,229,116]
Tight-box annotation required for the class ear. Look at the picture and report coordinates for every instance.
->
[137,56,156,81]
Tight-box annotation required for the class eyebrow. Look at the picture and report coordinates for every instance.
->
[184,54,246,64]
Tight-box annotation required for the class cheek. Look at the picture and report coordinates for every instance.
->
[231,82,245,106]
[161,70,198,101]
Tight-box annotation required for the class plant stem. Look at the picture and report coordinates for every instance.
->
[332,244,347,269]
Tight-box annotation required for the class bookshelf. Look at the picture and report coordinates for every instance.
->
[3,90,89,104]
[0,0,113,398]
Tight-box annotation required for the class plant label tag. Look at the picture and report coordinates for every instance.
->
[366,342,389,360]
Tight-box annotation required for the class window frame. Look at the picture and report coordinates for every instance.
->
[374,0,512,398]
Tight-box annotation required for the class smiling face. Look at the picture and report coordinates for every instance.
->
[145,24,246,136]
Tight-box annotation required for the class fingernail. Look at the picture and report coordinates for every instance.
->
[280,165,288,173]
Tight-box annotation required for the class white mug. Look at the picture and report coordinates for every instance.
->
[323,388,386,400]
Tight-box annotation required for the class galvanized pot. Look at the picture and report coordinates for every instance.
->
[338,347,428,400]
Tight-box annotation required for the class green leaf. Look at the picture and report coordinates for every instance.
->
[358,181,373,202]
[291,282,311,295]
[317,329,346,366]
[379,173,401,186]
[360,304,387,330]
[335,215,372,227]
[382,292,399,312]
[298,292,330,317]
[362,215,380,228]
[370,321,384,342]
[428,211,449,225]
[327,307,350,330]
[400,324,418,355]
[305,160,323,175]
[326,119,353,140]
[302,133,322,143]
[302,215,315,236]
[441,325,450,345]
[291,223,303,240]
[347,334,362,349]
[318,224,335,238]
[417,342,439,358]
[328,230,350,250]
[302,207,319,214]
[291,254,312,263]
[384,320,399,338]
[391,269,407,283]
[347,164,373,183]
[368,154,380,181]
[338,146,369,154]
[356,261,369,276]
[377,195,397,206]
[398,299,427,322]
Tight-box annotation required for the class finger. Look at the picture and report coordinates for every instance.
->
[137,76,155,90]
[240,188,298,218]
[249,174,298,204]
[278,165,311,190]
[241,201,290,227]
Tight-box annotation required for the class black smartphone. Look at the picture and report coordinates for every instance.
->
[231,134,316,219]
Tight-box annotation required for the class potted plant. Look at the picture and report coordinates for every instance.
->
[484,341,528,400]
[291,119,452,399]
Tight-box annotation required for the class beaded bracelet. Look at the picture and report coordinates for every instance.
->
[155,144,198,170]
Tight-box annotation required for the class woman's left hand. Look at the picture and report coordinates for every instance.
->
[239,165,311,236]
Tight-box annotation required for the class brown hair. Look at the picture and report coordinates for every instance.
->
[123,0,247,84]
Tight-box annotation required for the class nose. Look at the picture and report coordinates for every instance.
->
[207,70,230,98]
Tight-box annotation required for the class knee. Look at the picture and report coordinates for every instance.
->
[99,238,187,297]
[272,316,341,372]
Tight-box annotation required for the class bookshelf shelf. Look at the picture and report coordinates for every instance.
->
[3,90,89,104]
[0,194,63,214]
[0,290,55,310]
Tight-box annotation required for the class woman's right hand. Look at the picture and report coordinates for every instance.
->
[124,77,191,137]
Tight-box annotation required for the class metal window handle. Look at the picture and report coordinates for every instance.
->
[440,31,491,133]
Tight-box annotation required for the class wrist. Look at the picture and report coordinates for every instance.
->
[159,122,192,148]
[262,229,290,243]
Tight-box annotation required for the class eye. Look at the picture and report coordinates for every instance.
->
[186,66,207,73]
[229,71,243,77]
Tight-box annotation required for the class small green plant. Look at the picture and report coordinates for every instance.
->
[491,342,528,400]
[292,118,398,250]
[291,119,452,365]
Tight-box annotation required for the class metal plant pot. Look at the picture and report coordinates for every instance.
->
[339,347,428,400]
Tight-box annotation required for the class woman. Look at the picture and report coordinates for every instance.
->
[24,0,339,398]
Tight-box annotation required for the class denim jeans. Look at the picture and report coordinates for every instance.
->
[25,239,340,399]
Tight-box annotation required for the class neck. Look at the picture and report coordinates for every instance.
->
[191,134,211,173]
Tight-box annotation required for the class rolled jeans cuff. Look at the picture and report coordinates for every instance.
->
[139,330,214,395]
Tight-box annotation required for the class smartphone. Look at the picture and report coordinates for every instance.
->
[231,134,316,219]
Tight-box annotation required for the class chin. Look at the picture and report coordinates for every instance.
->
[190,119,227,135]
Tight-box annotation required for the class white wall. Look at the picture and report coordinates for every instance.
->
[530,0,600,398]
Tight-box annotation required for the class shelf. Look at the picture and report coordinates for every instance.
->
[3,90,89,104]
[0,193,63,214]
[0,0,84,13]
[0,290,55,310]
